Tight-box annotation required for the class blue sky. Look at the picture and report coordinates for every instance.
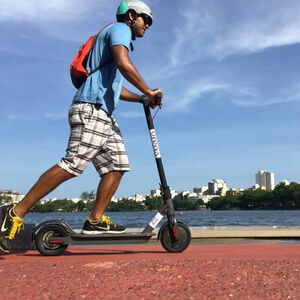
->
[1,0,300,199]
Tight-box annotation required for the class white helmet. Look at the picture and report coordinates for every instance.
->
[116,0,153,26]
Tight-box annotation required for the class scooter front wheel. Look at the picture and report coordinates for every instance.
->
[35,225,68,256]
[160,222,191,253]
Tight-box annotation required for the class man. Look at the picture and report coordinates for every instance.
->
[0,0,163,253]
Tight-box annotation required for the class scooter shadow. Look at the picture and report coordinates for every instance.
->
[21,248,167,257]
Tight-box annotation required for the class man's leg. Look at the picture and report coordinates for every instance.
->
[81,170,126,234]
[14,165,75,218]
[89,171,124,221]
[0,164,75,252]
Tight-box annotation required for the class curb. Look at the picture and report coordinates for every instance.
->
[98,226,300,240]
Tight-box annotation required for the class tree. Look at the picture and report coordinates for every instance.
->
[80,191,96,201]
[107,198,145,212]
[76,200,86,212]
[0,195,12,205]
[144,196,163,210]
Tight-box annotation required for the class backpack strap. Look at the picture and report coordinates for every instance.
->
[86,31,111,77]
[87,24,134,77]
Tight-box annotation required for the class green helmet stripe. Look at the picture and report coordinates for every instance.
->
[117,1,129,15]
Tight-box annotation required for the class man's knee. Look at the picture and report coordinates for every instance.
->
[41,164,76,182]
[116,170,125,177]
[102,170,125,180]
[111,170,125,180]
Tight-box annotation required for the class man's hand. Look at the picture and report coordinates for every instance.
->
[147,89,164,109]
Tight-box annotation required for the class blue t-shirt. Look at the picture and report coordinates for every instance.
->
[73,23,132,115]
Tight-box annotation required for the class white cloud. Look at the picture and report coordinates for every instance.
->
[2,112,66,121]
[0,0,108,22]
[175,81,228,110]
[0,0,114,41]
[45,113,66,120]
[4,114,34,121]
[164,78,231,112]
[231,82,300,107]
[170,0,300,67]
[119,110,144,119]
[166,78,300,111]
[161,0,300,110]
[249,146,300,154]
[0,1,70,21]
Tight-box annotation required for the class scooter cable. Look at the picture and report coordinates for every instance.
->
[152,103,162,120]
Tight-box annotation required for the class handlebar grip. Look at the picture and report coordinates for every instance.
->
[139,92,163,107]
[155,92,163,105]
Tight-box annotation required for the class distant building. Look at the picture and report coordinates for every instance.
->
[255,170,275,191]
[128,194,146,202]
[226,188,244,196]
[208,179,228,196]
[150,189,161,197]
[150,188,177,199]
[186,192,199,201]
[202,195,219,203]
[193,186,208,194]
[0,190,24,204]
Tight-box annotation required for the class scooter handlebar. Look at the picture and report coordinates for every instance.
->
[139,92,162,106]
[155,92,163,104]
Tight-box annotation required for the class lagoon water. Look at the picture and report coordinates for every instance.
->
[24,210,300,229]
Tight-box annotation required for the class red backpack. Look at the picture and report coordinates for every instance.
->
[70,24,113,89]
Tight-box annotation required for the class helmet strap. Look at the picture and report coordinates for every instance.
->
[131,22,137,40]
[127,11,137,40]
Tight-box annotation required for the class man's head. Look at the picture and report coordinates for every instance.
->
[116,0,152,39]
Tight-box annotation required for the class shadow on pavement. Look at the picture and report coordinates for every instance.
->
[20,248,167,257]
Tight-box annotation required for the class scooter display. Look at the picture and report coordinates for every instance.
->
[27,95,191,256]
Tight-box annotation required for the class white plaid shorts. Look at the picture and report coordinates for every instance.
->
[58,102,130,176]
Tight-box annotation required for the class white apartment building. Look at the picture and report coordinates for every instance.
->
[208,179,228,196]
[202,194,220,203]
[193,186,208,194]
[0,190,24,204]
[150,188,177,199]
[128,194,146,202]
[255,170,275,191]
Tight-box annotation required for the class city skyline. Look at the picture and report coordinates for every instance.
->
[1,169,292,202]
[1,1,300,199]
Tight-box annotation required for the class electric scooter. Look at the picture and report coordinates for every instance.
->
[29,95,191,256]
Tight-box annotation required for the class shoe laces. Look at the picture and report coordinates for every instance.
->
[101,215,112,225]
[6,212,24,240]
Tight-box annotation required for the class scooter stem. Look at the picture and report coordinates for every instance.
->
[140,95,178,238]
[139,95,170,198]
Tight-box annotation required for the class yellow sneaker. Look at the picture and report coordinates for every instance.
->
[81,215,126,234]
[0,204,24,253]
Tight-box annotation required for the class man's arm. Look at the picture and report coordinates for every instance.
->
[120,86,140,102]
[112,45,162,103]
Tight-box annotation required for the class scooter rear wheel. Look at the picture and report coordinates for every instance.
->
[160,222,191,253]
[35,225,68,256]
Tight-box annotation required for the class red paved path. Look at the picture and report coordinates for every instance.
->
[1,244,300,299]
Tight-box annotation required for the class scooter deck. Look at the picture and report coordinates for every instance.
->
[49,232,156,245]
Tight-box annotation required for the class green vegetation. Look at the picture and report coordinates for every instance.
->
[15,182,300,213]
[107,198,145,212]
[29,192,205,213]
[207,182,300,210]
[172,195,204,210]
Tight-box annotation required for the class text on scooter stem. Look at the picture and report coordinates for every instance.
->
[149,129,161,158]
